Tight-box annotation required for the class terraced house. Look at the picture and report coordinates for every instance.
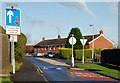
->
[34,35,67,53]
[34,30,114,53]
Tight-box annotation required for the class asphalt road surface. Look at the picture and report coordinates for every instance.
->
[26,56,119,83]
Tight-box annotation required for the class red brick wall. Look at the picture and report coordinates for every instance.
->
[88,36,113,49]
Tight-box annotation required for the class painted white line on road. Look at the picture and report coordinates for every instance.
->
[34,63,49,83]
[34,64,43,74]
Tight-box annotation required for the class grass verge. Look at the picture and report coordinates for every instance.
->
[1,62,23,83]
[75,63,120,79]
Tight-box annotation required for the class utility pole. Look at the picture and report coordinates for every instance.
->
[90,24,94,64]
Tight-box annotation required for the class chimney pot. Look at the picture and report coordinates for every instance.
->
[100,30,103,34]
[58,35,61,39]
[42,37,45,41]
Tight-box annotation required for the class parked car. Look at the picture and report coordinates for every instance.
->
[33,52,43,57]
[44,52,55,58]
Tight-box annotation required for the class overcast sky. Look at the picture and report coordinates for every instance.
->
[0,1,118,46]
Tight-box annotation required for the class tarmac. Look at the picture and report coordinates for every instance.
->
[10,59,48,83]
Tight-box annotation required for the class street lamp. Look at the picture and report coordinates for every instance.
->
[90,24,94,64]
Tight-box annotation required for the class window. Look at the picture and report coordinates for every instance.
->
[42,47,44,51]
[45,47,46,50]
[38,48,40,51]
[51,47,53,50]
[46,47,48,50]
[50,47,51,50]
[54,47,56,50]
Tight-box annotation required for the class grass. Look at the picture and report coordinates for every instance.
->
[1,62,23,83]
[75,63,120,79]
[1,75,13,83]
[10,62,23,73]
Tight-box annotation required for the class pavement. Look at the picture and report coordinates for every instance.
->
[10,59,48,83]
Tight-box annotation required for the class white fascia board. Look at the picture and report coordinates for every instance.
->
[88,34,114,45]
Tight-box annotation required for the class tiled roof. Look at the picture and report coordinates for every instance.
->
[83,34,100,44]
[35,38,67,46]
[35,34,100,46]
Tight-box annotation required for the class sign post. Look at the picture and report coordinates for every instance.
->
[5,5,21,74]
[69,34,76,67]
[11,35,15,74]
[80,37,87,65]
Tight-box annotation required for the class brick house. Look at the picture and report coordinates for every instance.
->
[34,35,67,53]
[34,30,114,53]
[84,30,114,49]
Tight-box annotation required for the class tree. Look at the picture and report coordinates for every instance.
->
[65,27,83,49]
[0,25,6,34]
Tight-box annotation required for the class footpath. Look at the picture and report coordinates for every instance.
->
[10,59,48,83]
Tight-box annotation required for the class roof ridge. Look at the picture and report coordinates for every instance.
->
[44,38,67,41]
[83,34,100,37]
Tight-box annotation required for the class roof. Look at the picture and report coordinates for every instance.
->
[83,34,100,43]
[35,38,67,47]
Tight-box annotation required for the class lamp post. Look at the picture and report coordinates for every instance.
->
[90,24,94,64]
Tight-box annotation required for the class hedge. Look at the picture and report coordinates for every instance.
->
[75,49,92,60]
[101,49,120,66]
[58,48,103,61]
[0,25,27,62]
[58,48,72,60]
[14,33,27,62]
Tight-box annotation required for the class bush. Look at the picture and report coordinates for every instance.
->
[58,48,103,61]
[14,33,27,62]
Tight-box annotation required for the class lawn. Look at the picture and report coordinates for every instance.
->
[1,62,23,83]
[75,63,120,79]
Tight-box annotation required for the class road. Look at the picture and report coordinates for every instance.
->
[26,56,118,83]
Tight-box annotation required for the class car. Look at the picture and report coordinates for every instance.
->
[33,52,43,57]
[37,52,43,56]
[44,52,55,58]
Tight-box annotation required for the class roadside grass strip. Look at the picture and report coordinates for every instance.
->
[75,63,120,79]
[10,62,23,73]
[66,70,116,81]
[1,62,23,83]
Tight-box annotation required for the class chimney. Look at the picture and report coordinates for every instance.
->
[58,35,61,39]
[42,37,45,41]
[100,30,103,34]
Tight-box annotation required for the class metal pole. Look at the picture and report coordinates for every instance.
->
[71,34,74,67]
[90,25,94,64]
[92,27,94,64]
[11,35,15,74]
[82,37,84,65]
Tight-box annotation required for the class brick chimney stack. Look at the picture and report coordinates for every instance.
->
[42,37,45,41]
[100,30,103,34]
[58,35,61,39]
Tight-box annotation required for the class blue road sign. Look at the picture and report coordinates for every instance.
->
[5,9,21,27]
